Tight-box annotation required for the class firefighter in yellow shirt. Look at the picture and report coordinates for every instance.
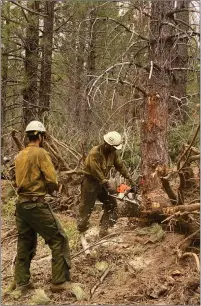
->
[77,131,135,237]
[12,121,72,293]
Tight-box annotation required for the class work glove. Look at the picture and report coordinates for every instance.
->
[127,178,139,194]
[129,185,138,194]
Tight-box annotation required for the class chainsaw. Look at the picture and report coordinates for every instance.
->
[107,183,142,207]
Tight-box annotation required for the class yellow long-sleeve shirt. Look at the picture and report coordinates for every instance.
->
[83,145,131,184]
[15,143,58,196]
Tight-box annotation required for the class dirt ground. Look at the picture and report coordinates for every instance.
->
[1,201,200,306]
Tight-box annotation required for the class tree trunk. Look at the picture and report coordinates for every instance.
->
[83,9,96,148]
[22,1,40,128]
[169,0,189,122]
[74,8,96,150]
[140,0,174,192]
[39,1,55,120]
[1,2,10,152]
[74,19,85,129]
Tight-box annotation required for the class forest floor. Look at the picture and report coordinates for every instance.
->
[1,181,200,306]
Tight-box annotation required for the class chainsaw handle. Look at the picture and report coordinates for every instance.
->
[129,185,138,194]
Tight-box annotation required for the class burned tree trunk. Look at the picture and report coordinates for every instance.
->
[140,0,175,192]
[22,1,40,128]
[39,1,55,119]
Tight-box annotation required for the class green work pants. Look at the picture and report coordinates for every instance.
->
[14,200,71,286]
[77,175,118,232]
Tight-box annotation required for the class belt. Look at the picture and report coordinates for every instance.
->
[18,195,45,204]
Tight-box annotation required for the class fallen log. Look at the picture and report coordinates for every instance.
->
[139,203,200,235]
[161,203,200,215]
[142,203,200,215]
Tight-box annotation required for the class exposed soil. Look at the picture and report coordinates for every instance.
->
[1,204,200,305]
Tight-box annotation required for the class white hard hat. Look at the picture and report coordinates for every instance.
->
[103,131,123,150]
[25,120,46,133]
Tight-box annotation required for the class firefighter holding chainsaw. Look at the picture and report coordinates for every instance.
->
[11,121,72,294]
[77,131,135,237]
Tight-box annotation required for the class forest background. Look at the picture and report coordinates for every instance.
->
[1,1,200,305]
[1,0,200,188]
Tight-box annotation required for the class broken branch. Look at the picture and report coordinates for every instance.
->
[177,124,200,170]
[90,267,110,298]
[180,252,200,273]
[176,229,200,251]
[11,130,24,151]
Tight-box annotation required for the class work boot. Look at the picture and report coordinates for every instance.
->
[16,282,35,293]
[50,281,73,293]
[8,282,35,299]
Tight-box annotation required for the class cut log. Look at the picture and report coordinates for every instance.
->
[162,203,200,215]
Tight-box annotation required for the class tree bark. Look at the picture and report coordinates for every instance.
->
[140,0,174,192]
[1,2,10,151]
[22,1,40,128]
[74,7,96,150]
[39,1,55,119]
[169,0,189,122]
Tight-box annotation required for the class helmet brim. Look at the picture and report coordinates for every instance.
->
[113,143,123,150]
[103,134,122,150]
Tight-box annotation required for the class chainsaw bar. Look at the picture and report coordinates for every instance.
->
[109,194,140,206]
